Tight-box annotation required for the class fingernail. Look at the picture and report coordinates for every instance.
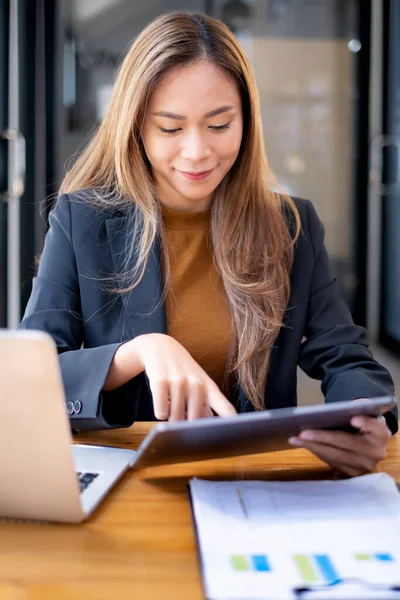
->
[351,417,362,428]
[288,437,303,446]
[299,430,314,440]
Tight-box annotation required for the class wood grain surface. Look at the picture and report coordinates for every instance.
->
[1,422,399,600]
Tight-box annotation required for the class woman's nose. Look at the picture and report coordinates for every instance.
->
[180,131,211,162]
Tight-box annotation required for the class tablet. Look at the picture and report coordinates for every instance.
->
[131,396,396,469]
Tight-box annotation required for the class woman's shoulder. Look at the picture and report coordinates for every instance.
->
[281,195,323,239]
[282,195,313,222]
[49,188,137,244]
[282,196,326,261]
[52,187,136,227]
[54,188,129,218]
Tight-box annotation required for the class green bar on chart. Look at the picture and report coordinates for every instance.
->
[355,553,371,561]
[231,555,250,571]
[293,555,320,583]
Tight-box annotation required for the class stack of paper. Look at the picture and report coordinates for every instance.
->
[189,473,400,599]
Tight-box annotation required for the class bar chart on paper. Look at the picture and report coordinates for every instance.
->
[229,552,340,580]
[229,551,396,583]
[189,474,400,599]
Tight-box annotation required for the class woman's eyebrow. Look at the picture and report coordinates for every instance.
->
[151,105,235,120]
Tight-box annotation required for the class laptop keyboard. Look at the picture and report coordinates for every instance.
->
[77,472,99,493]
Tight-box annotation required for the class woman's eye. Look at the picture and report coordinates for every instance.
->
[160,127,181,134]
[209,122,231,131]
[159,122,231,135]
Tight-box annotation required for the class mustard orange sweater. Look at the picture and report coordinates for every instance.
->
[162,205,232,395]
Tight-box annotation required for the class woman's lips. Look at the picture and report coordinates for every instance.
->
[177,169,214,181]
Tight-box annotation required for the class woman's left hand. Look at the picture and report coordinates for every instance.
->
[288,415,392,477]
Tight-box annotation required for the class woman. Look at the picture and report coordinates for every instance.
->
[19,12,397,476]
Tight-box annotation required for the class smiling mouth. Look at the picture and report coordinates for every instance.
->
[180,169,214,175]
[177,169,214,180]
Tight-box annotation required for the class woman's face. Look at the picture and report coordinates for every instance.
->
[142,60,243,212]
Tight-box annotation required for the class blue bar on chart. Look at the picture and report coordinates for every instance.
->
[230,555,272,572]
[314,555,340,583]
[251,555,271,572]
[293,554,341,584]
[375,554,394,562]
[354,553,395,562]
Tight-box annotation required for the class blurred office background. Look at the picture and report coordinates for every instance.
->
[0,0,399,401]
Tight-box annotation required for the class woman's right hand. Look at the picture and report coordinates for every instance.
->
[105,333,236,421]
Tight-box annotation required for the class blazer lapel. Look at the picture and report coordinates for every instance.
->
[105,212,167,339]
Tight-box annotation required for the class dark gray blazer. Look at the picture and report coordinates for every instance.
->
[19,191,398,433]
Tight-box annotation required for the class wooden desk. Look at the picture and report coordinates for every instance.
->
[1,423,399,600]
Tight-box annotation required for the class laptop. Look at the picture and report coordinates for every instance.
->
[0,330,396,523]
[0,329,137,523]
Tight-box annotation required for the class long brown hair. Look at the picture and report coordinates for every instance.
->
[60,11,301,410]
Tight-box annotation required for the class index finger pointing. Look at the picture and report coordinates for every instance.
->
[208,389,237,417]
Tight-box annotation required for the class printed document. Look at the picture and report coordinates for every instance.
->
[189,473,400,599]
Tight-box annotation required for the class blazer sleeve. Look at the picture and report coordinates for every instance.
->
[18,194,143,430]
[298,201,398,434]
